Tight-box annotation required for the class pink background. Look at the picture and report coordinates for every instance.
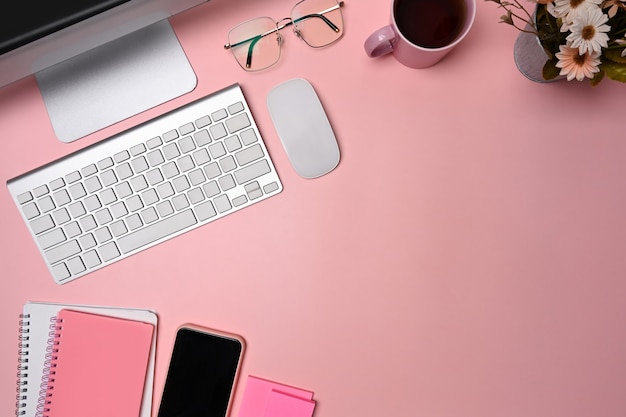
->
[1,1,625,416]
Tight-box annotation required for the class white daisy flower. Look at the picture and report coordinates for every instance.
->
[566,6,610,54]
[551,0,603,31]
[555,44,602,80]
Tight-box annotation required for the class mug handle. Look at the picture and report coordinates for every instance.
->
[364,25,396,57]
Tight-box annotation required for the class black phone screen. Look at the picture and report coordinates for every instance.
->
[157,327,244,417]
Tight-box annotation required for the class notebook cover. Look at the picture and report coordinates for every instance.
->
[16,301,157,417]
[264,390,316,417]
[43,309,154,417]
[238,375,313,417]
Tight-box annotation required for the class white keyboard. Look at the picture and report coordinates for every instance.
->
[7,84,282,284]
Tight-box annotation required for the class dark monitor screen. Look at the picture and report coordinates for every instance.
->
[0,0,130,55]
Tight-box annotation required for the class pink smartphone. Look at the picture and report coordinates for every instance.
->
[157,324,245,417]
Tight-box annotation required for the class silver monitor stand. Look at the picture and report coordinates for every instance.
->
[36,19,197,143]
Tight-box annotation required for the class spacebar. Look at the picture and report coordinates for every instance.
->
[117,209,197,254]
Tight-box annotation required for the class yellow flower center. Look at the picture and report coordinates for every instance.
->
[573,53,587,65]
[581,25,596,40]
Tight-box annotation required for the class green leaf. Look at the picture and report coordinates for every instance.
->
[590,69,605,87]
[604,48,626,64]
[602,61,626,82]
[543,58,561,80]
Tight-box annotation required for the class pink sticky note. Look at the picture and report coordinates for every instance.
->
[238,376,313,417]
[264,390,316,417]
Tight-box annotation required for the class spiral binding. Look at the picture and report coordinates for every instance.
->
[15,313,31,416]
[34,317,62,417]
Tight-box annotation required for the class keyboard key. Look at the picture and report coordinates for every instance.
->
[126,214,143,230]
[225,136,242,152]
[38,196,55,213]
[187,188,205,204]
[115,182,133,199]
[98,242,121,262]
[141,189,159,206]
[49,178,65,191]
[69,182,87,199]
[52,263,71,280]
[245,181,263,200]
[163,129,179,142]
[81,164,98,177]
[141,207,159,224]
[117,209,197,254]
[236,144,264,166]
[178,155,195,172]
[146,136,163,149]
[218,174,236,191]
[79,233,97,250]
[146,168,164,186]
[52,189,71,206]
[209,123,227,140]
[110,220,128,237]
[45,240,80,264]
[126,195,144,212]
[194,130,212,146]
[131,156,149,173]
[212,108,228,121]
[232,195,248,207]
[84,176,103,193]
[65,171,82,184]
[66,256,86,275]
[98,157,114,170]
[195,201,216,221]
[22,202,40,220]
[147,149,165,166]
[79,215,97,232]
[99,188,117,205]
[193,149,211,166]
[84,195,102,211]
[240,129,258,146]
[214,195,232,213]
[114,150,130,163]
[234,160,271,184]
[130,175,149,192]
[65,221,82,238]
[17,191,33,204]
[188,169,206,186]
[83,250,101,268]
[228,101,245,114]
[163,143,181,160]
[100,169,118,187]
[52,208,71,225]
[116,163,133,180]
[209,142,226,159]
[264,182,280,193]
[179,136,196,153]
[95,208,113,225]
[226,113,251,133]
[110,201,128,219]
[156,201,174,217]
[157,182,175,199]
[38,228,67,250]
[30,215,55,234]
[172,194,190,210]
[203,181,220,199]
[130,143,147,156]
[195,115,211,128]
[219,156,237,173]
[95,227,113,243]
[162,162,180,179]
[179,122,195,135]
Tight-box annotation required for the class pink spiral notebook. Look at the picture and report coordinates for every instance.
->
[40,309,154,417]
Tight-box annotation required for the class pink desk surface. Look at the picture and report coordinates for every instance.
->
[1,1,625,416]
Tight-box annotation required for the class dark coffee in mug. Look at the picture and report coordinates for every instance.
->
[394,0,467,49]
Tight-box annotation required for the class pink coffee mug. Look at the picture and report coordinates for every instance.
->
[364,0,476,68]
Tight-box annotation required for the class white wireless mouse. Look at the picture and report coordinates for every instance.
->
[267,78,340,179]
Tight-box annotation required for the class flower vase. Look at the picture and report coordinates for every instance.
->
[513,8,565,83]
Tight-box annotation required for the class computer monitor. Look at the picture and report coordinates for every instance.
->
[0,0,208,143]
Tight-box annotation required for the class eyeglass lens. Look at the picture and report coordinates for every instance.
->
[226,0,344,71]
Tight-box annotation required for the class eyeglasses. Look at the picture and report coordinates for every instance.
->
[224,0,345,71]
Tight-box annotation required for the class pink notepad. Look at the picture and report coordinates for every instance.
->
[238,376,315,417]
[42,309,154,417]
